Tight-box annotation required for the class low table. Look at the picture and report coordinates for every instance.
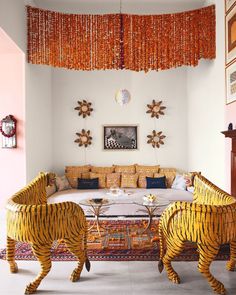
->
[133,198,170,233]
[79,198,114,237]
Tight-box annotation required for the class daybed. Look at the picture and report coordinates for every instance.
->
[47,164,193,217]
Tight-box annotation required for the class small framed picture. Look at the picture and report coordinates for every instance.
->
[225,0,236,13]
[226,60,236,104]
[226,4,236,64]
[103,125,138,150]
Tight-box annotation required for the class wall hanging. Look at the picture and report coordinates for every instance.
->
[75,100,93,118]
[27,5,215,72]
[104,125,138,150]
[115,89,131,106]
[146,100,166,118]
[0,115,17,148]
[147,130,165,148]
[74,129,92,147]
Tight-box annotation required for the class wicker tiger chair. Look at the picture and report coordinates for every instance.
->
[158,174,236,294]
[6,172,90,294]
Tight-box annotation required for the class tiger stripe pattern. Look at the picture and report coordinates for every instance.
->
[158,174,236,294]
[6,172,90,294]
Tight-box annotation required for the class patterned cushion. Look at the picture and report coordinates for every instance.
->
[55,175,72,191]
[135,165,160,174]
[91,166,115,174]
[65,166,91,188]
[121,173,138,188]
[90,172,106,188]
[78,178,99,189]
[114,165,135,174]
[138,173,153,188]
[146,176,167,189]
[106,173,121,188]
[154,169,176,188]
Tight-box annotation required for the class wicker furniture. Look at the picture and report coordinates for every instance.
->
[6,172,90,294]
[158,174,236,294]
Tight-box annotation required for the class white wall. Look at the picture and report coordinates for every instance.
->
[52,68,188,175]
[186,0,225,189]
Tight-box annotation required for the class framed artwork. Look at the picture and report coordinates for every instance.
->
[103,125,138,150]
[226,61,236,104]
[226,0,236,13]
[226,4,236,64]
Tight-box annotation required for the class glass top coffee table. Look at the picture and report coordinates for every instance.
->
[79,198,114,237]
[133,198,170,233]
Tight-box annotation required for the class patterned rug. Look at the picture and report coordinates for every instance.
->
[0,220,230,261]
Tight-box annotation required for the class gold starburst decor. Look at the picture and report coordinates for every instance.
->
[146,100,166,118]
[75,129,92,147]
[147,130,166,148]
[75,100,93,118]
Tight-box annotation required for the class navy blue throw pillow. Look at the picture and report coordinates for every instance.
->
[78,178,99,189]
[146,176,167,189]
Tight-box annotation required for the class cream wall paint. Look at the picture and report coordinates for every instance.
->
[186,0,225,189]
[52,68,188,175]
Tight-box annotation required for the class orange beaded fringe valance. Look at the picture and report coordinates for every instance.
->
[27,5,215,72]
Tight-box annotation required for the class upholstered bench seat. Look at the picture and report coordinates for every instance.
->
[47,188,193,217]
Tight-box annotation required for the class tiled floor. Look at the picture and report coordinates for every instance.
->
[0,209,236,295]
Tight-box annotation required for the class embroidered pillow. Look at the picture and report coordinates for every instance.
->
[106,173,121,188]
[55,175,72,191]
[121,173,138,188]
[114,165,135,174]
[146,176,167,189]
[78,178,99,189]
[138,173,153,188]
[91,166,114,174]
[65,165,91,188]
[171,174,187,191]
[154,171,176,188]
[135,164,160,174]
[90,172,106,188]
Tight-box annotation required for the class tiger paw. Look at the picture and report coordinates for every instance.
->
[9,262,18,273]
[169,272,180,284]
[70,270,81,282]
[25,283,37,294]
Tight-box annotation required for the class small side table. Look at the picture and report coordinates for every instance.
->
[133,198,170,233]
[79,198,114,237]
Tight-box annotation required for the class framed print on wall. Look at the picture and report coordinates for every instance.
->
[226,61,236,104]
[226,4,236,64]
[226,0,236,13]
[103,125,138,150]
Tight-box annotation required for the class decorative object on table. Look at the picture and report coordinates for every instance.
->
[147,130,166,148]
[228,122,233,130]
[226,61,236,104]
[74,100,93,118]
[75,129,92,147]
[158,174,236,295]
[27,5,216,72]
[146,100,166,118]
[0,115,17,148]
[143,194,157,203]
[115,89,131,106]
[5,172,90,294]
[225,0,236,13]
[226,4,236,65]
[104,125,138,150]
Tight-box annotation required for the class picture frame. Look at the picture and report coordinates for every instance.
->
[225,0,236,14]
[226,4,236,64]
[103,125,138,150]
[226,60,236,104]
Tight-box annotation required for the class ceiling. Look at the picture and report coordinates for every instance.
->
[32,0,206,14]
